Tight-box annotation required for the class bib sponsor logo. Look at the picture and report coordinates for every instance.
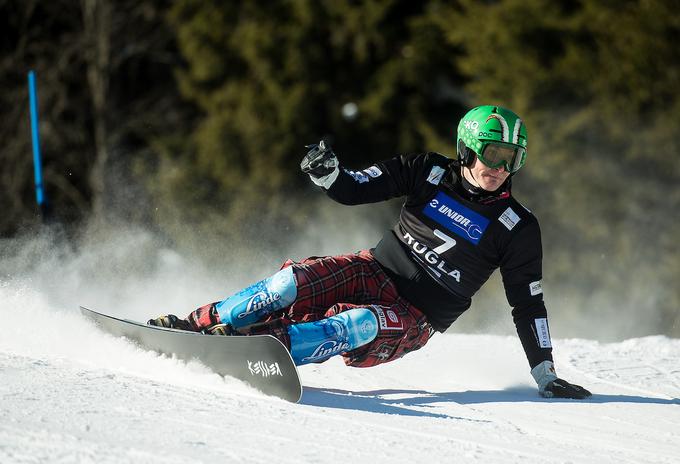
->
[499,207,521,230]
[534,318,552,348]
[403,232,461,282]
[373,307,404,331]
[424,192,490,245]
[426,166,446,185]
[247,360,283,378]
[530,280,543,296]
[239,291,281,319]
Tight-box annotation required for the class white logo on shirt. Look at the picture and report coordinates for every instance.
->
[499,207,521,230]
[426,166,445,185]
[344,169,369,183]
[364,166,382,178]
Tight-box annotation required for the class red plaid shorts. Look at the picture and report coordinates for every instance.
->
[187,250,432,368]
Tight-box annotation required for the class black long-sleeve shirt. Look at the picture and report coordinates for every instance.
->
[321,152,553,368]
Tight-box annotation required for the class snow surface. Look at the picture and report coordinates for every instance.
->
[1,282,679,464]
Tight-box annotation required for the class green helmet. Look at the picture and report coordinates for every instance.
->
[456,105,528,173]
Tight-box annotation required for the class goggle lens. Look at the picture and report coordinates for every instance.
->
[479,143,526,173]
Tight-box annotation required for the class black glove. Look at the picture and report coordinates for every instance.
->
[300,140,338,179]
[531,360,592,399]
[204,324,237,336]
[147,314,193,331]
[542,378,592,399]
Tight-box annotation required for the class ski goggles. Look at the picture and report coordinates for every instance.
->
[476,142,526,173]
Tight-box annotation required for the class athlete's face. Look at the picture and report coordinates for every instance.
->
[463,156,511,191]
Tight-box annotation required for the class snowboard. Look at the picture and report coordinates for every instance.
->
[79,306,302,403]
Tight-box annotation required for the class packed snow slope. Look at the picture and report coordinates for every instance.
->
[1,283,679,464]
[1,228,679,464]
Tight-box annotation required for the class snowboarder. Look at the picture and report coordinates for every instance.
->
[149,105,591,399]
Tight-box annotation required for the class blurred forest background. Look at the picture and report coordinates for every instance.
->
[1,0,678,338]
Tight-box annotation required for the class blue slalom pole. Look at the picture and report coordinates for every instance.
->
[28,70,48,217]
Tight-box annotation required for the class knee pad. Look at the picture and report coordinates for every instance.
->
[216,267,297,328]
[288,307,378,365]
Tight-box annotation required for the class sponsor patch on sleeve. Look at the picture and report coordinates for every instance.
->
[426,166,446,185]
[534,318,552,348]
[498,207,521,230]
[372,307,404,331]
[363,166,383,178]
[344,168,369,183]
[529,280,543,296]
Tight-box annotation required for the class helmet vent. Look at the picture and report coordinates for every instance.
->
[486,113,510,142]
[512,118,523,145]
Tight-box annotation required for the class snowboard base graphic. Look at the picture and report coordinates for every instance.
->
[80,306,302,403]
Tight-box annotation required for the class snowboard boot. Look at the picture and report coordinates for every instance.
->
[147,314,194,331]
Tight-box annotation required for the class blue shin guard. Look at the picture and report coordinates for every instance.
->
[216,267,297,328]
[288,308,379,365]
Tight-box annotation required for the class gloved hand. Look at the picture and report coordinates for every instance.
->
[542,378,592,399]
[300,140,339,180]
[205,324,236,336]
[531,360,592,399]
[147,314,194,331]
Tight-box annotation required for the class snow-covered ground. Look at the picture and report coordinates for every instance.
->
[1,281,679,464]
